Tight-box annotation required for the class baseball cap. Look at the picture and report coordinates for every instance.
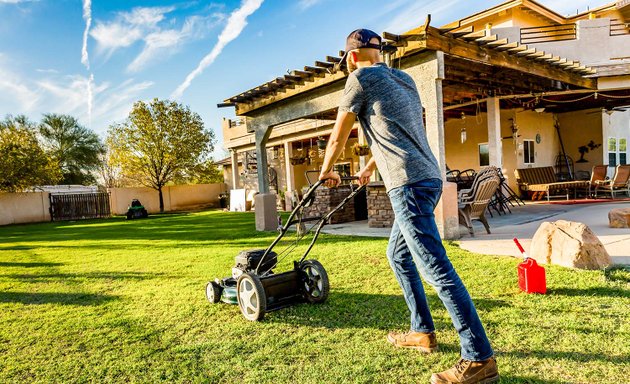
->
[335,29,382,72]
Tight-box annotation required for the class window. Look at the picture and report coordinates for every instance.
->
[523,140,535,164]
[620,138,627,165]
[478,143,489,166]
[608,137,617,168]
[333,162,352,178]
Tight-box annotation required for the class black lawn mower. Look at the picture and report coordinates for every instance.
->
[205,172,366,321]
[126,199,148,220]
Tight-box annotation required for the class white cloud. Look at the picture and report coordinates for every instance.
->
[298,0,322,10]
[0,59,153,133]
[0,0,38,3]
[90,6,174,57]
[127,13,224,73]
[382,0,464,33]
[81,0,91,69]
[172,0,264,99]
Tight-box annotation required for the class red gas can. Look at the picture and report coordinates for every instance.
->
[513,238,547,294]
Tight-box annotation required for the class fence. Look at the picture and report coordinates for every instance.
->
[520,24,577,44]
[108,183,228,215]
[0,192,50,226]
[49,193,111,221]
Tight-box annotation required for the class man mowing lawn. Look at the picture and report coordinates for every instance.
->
[319,29,498,384]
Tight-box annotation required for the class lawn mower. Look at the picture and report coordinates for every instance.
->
[126,199,148,220]
[205,172,366,321]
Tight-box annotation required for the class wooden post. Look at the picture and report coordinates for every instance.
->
[230,149,240,189]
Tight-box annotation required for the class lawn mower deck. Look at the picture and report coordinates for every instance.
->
[206,173,365,321]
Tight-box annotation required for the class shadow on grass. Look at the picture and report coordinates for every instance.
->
[269,292,510,332]
[0,271,171,282]
[0,291,118,306]
[0,262,64,268]
[497,376,566,384]
[504,349,630,365]
[549,286,629,298]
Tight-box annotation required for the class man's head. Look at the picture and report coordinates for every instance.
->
[339,29,383,72]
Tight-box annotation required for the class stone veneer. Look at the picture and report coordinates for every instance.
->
[367,182,394,228]
[303,185,355,224]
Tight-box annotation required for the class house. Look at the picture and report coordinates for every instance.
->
[218,0,630,237]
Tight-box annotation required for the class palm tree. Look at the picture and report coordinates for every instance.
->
[39,114,105,185]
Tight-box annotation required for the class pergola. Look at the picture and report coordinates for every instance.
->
[220,19,598,236]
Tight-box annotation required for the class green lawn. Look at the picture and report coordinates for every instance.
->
[0,211,628,383]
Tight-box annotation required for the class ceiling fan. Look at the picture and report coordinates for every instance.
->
[587,106,630,115]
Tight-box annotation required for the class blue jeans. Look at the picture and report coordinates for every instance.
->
[387,178,493,361]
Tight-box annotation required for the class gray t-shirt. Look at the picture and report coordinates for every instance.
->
[339,62,441,191]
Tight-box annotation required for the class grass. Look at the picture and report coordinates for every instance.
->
[0,210,628,384]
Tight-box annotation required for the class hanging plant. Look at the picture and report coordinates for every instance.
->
[352,143,370,156]
[316,136,328,150]
[308,148,318,159]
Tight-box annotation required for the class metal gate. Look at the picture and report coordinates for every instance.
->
[49,192,111,221]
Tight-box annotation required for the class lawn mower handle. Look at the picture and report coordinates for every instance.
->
[254,173,362,275]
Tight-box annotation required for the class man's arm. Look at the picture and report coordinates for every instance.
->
[318,110,356,187]
[356,157,376,185]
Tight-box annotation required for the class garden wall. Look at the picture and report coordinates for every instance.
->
[108,183,228,215]
[0,192,51,226]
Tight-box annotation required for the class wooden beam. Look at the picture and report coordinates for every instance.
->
[461,30,487,41]
[495,41,518,51]
[474,34,498,44]
[447,26,474,37]
[234,71,347,115]
[326,56,341,63]
[424,27,596,89]
[304,66,327,77]
[485,38,510,48]
[315,60,334,69]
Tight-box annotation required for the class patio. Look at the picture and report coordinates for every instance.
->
[321,200,630,265]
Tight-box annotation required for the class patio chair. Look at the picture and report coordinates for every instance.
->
[584,164,608,197]
[594,165,630,199]
[458,173,501,237]
[458,166,497,200]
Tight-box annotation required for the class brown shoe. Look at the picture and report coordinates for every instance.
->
[386,331,438,353]
[430,357,499,384]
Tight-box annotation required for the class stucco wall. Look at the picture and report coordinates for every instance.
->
[444,110,561,190]
[108,183,228,215]
[0,192,51,226]
[557,109,604,174]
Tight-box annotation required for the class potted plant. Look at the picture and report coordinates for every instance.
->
[316,136,327,150]
[308,148,318,159]
[352,143,370,156]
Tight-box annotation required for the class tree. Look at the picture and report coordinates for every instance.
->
[39,114,105,185]
[0,115,61,192]
[107,98,215,212]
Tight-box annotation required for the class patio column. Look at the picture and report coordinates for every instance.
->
[487,97,503,168]
[284,140,295,194]
[406,51,459,240]
[254,125,277,231]
[230,149,240,189]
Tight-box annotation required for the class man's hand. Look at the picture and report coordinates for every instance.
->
[355,166,373,186]
[319,170,341,188]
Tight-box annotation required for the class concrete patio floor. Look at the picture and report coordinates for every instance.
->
[321,200,630,266]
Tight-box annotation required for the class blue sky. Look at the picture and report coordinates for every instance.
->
[0,0,600,158]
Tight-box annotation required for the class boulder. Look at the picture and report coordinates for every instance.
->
[530,220,612,270]
[608,208,630,228]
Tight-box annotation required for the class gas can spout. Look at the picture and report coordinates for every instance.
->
[513,238,529,260]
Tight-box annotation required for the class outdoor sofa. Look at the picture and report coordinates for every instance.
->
[514,166,589,201]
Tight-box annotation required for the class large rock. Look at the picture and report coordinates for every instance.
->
[530,220,612,270]
[609,208,630,228]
